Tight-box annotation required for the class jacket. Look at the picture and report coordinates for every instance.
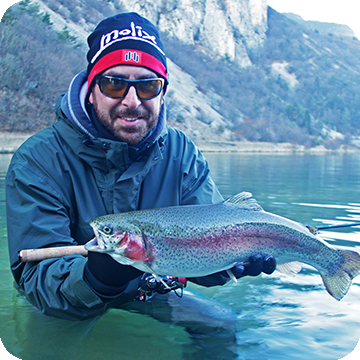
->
[6,71,223,320]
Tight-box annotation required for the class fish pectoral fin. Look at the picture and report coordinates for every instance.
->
[276,261,303,276]
[142,264,171,290]
[110,253,135,265]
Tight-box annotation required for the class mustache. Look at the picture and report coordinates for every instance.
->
[112,108,149,119]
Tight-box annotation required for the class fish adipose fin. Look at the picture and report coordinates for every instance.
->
[224,192,263,211]
[306,225,319,235]
[321,249,360,301]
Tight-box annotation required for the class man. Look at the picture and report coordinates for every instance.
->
[6,12,275,320]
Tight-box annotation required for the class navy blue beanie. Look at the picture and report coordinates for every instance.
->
[87,12,168,89]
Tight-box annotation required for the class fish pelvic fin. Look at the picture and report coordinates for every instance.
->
[226,269,238,283]
[276,261,303,276]
[224,192,263,211]
[321,249,360,301]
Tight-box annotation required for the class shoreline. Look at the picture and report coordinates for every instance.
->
[0,132,359,154]
[0,133,34,154]
[195,140,360,153]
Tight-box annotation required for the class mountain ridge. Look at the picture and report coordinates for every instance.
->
[1,0,360,150]
[283,12,356,39]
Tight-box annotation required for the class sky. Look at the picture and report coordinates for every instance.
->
[1,0,360,39]
[0,1,19,18]
[268,0,360,39]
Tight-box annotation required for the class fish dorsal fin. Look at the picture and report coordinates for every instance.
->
[224,192,263,211]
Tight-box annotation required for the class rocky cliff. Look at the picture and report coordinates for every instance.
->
[119,0,267,68]
[35,0,267,68]
[32,0,269,142]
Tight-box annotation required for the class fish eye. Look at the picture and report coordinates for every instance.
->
[102,226,113,235]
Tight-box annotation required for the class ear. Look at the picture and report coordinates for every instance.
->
[88,91,94,104]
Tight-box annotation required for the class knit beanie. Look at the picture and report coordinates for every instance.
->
[87,12,168,89]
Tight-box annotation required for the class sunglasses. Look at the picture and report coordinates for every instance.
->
[95,76,165,100]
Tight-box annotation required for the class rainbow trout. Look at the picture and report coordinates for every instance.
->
[85,192,360,301]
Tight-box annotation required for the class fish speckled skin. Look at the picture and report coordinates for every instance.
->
[85,192,360,301]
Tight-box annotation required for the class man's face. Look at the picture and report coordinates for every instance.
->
[89,65,164,144]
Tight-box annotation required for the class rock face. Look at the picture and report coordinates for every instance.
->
[32,0,269,142]
[119,0,268,67]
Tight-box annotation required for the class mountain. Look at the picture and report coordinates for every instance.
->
[283,13,355,39]
[1,0,360,150]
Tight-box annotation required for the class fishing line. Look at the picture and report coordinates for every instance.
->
[317,222,360,230]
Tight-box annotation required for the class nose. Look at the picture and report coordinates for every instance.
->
[121,85,141,109]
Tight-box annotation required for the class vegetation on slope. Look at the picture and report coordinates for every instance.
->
[1,1,360,149]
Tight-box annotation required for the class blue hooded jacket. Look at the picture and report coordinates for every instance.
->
[6,71,223,320]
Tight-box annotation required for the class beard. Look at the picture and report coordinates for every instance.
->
[93,104,158,145]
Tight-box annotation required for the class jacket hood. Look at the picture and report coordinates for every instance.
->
[59,70,167,161]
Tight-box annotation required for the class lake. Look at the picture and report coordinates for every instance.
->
[1,152,360,359]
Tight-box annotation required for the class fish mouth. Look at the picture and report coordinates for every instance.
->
[86,223,126,253]
[84,227,114,253]
[84,237,109,253]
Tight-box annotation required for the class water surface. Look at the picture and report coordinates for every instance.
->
[1,152,360,359]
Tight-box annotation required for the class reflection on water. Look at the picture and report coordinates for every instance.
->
[1,152,360,360]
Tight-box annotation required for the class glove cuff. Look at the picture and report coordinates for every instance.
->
[84,262,128,298]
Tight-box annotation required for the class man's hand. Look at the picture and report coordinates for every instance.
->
[84,251,143,298]
[230,254,276,278]
[188,254,276,287]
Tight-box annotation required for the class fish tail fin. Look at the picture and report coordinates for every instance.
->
[320,249,360,301]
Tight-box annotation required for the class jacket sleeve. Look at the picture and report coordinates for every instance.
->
[6,162,139,320]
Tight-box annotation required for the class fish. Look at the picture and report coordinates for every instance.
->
[85,192,360,301]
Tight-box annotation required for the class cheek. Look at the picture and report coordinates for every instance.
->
[146,97,163,116]
[89,90,118,120]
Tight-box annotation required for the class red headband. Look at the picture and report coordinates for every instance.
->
[87,49,168,90]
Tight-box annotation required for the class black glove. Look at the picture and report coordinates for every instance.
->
[84,251,143,299]
[230,254,276,277]
[188,254,276,287]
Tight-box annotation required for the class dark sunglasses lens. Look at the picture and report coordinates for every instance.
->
[99,77,127,98]
[137,80,163,99]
